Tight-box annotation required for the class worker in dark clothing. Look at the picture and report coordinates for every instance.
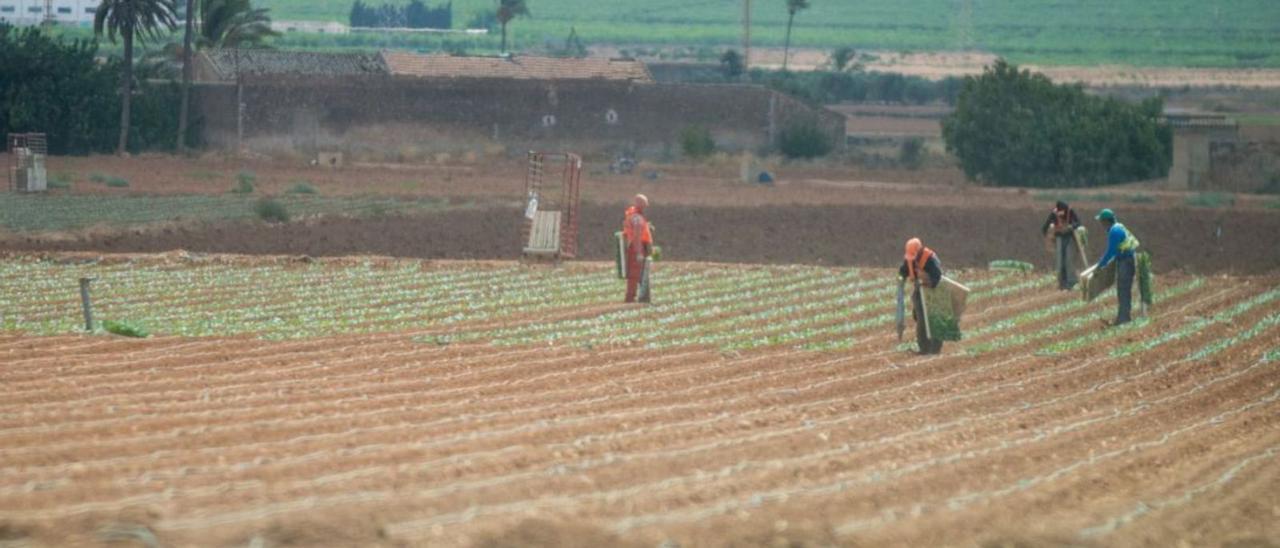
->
[1041,201,1082,290]
[899,238,944,354]
[1094,208,1140,326]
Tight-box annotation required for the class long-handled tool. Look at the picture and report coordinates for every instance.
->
[895,278,906,342]
[917,279,932,344]
[1073,227,1090,271]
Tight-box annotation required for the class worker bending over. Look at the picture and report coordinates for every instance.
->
[1094,208,1140,326]
[1041,200,1082,290]
[900,238,944,354]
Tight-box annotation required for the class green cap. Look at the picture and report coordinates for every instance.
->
[1096,208,1116,222]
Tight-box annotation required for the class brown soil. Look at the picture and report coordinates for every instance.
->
[1,273,1277,547]
[4,202,1277,274]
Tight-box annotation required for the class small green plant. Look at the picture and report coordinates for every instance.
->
[778,121,833,159]
[1185,192,1235,208]
[89,173,107,184]
[1267,199,1280,210]
[232,171,256,194]
[988,259,1034,272]
[1125,193,1156,204]
[103,320,149,338]
[47,172,73,189]
[188,169,220,181]
[105,176,129,188]
[254,198,289,223]
[287,181,318,195]
[927,314,963,342]
[679,125,716,159]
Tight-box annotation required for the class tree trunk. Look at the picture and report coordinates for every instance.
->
[500,21,507,53]
[117,29,134,156]
[782,11,795,71]
[177,0,196,151]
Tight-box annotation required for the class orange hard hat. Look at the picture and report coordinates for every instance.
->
[904,238,923,261]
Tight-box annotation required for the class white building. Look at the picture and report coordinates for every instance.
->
[271,20,349,35]
[0,0,99,26]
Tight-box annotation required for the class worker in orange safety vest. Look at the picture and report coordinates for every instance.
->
[899,237,944,354]
[622,194,653,303]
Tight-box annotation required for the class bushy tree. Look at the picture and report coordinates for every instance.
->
[1,24,183,154]
[941,59,1171,187]
[720,49,744,79]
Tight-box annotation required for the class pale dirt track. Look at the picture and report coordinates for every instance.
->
[1,268,1278,547]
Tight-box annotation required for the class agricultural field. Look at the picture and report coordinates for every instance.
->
[0,194,452,233]
[1,255,1277,546]
[250,0,1280,68]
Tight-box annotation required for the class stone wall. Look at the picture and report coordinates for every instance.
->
[193,77,845,159]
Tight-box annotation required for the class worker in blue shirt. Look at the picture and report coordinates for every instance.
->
[1094,208,1141,326]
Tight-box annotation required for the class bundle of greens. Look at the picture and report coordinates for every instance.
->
[1137,251,1155,306]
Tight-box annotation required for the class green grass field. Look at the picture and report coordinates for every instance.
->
[254,0,1280,68]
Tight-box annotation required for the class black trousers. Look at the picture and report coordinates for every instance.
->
[1115,255,1136,325]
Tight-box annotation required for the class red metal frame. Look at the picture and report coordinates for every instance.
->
[522,151,582,260]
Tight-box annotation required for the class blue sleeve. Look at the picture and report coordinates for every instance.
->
[1098,225,1122,267]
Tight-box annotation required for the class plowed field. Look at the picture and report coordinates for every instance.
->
[1,257,1278,547]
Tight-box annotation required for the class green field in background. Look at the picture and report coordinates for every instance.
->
[250,0,1280,68]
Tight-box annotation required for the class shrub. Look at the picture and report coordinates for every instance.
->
[1185,192,1235,208]
[232,171,256,194]
[679,125,716,159]
[105,176,129,188]
[899,137,925,169]
[287,181,318,194]
[942,59,1171,188]
[103,320,148,338]
[89,173,107,183]
[254,198,290,223]
[47,172,73,189]
[778,121,833,159]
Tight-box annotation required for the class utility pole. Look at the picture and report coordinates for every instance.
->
[741,0,751,75]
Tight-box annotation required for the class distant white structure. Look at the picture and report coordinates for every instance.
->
[271,20,349,35]
[0,0,100,26]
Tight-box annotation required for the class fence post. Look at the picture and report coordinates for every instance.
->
[79,277,95,332]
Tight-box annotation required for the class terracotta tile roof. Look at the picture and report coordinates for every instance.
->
[380,52,653,83]
[200,49,388,81]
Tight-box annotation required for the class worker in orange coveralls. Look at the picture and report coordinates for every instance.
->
[623,194,653,303]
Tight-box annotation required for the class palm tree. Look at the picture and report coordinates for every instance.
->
[199,0,279,49]
[496,0,529,54]
[177,0,195,151]
[94,0,178,155]
[782,0,809,71]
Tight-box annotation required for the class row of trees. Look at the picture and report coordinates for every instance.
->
[348,0,452,30]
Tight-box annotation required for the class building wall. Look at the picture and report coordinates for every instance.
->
[1168,126,1238,189]
[0,0,97,26]
[192,77,845,159]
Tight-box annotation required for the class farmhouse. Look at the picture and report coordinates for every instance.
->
[191,49,844,159]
